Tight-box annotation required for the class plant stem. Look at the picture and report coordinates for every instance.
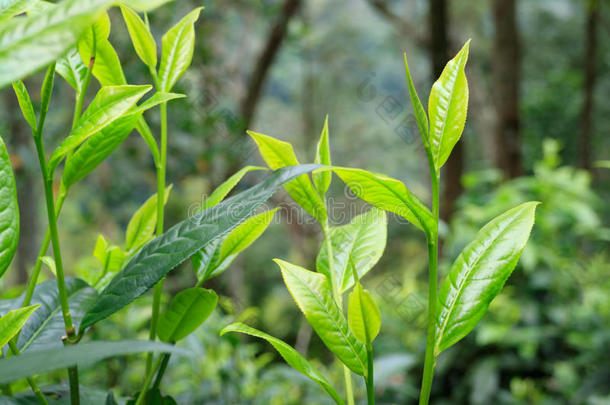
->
[365,345,374,405]
[135,355,164,405]
[322,218,355,405]
[8,341,49,405]
[152,353,171,389]
[71,31,95,129]
[419,162,440,405]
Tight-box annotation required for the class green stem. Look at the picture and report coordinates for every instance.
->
[365,345,374,405]
[71,30,95,129]
[419,164,440,405]
[135,355,164,405]
[152,353,171,389]
[8,341,49,405]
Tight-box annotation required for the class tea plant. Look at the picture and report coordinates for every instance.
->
[222,40,538,405]
[0,1,537,403]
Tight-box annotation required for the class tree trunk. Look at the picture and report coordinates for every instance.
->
[580,0,599,171]
[429,0,463,223]
[492,0,523,178]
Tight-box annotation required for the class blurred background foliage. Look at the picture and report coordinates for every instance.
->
[1,0,609,403]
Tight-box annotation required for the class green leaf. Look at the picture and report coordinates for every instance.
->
[158,7,203,91]
[93,235,126,279]
[49,85,151,170]
[435,202,538,354]
[56,47,88,93]
[120,5,157,69]
[78,13,127,87]
[80,165,319,331]
[13,278,97,352]
[317,208,387,293]
[313,116,331,196]
[249,131,326,222]
[158,287,217,342]
[40,256,56,275]
[0,0,112,88]
[0,305,39,349]
[403,53,429,147]
[0,136,19,279]
[331,167,434,234]
[193,208,279,282]
[201,165,266,210]
[11,80,36,129]
[347,283,381,344]
[221,322,345,405]
[0,0,37,23]
[124,185,172,252]
[0,340,188,384]
[428,40,470,169]
[121,0,175,12]
[276,259,367,375]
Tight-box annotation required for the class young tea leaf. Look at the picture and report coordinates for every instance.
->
[403,53,429,147]
[313,116,332,196]
[0,136,19,279]
[125,185,172,252]
[11,80,36,129]
[317,208,387,293]
[56,47,88,93]
[158,7,203,91]
[0,305,39,349]
[80,165,319,331]
[201,165,266,210]
[0,340,188,384]
[157,287,217,342]
[435,202,538,354]
[428,40,470,170]
[0,0,37,23]
[249,131,326,222]
[276,259,368,375]
[347,283,381,345]
[221,322,345,405]
[120,5,157,69]
[331,167,434,234]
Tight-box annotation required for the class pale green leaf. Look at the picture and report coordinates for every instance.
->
[158,7,202,91]
[276,259,367,375]
[428,40,470,169]
[313,116,331,196]
[348,283,381,344]
[158,287,217,342]
[221,322,345,405]
[201,165,266,210]
[0,136,19,278]
[40,256,56,275]
[120,5,156,68]
[124,185,172,252]
[249,131,326,222]
[0,305,39,349]
[0,0,37,23]
[403,53,429,147]
[317,208,387,293]
[56,47,87,93]
[435,202,538,354]
[11,80,36,129]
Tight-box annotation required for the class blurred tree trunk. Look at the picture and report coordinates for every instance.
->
[239,0,302,132]
[429,0,463,223]
[492,0,523,178]
[6,92,39,285]
[580,0,599,171]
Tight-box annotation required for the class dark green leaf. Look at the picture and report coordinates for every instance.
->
[157,287,217,342]
[435,202,538,354]
[277,259,367,375]
[0,340,188,384]
[221,322,345,405]
[0,136,19,278]
[80,164,319,331]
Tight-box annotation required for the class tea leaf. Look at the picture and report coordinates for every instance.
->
[0,305,39,349]
[221,322,345,405]
[0,340,188,384]
[348,284,381,344]
[332,167,433,234]
[201,165,266,210]
[428,40,470,169]
[80,165,319,331]
[120,5,157,69]
[0,0,112,88]
[317,208,387,293]
[11,80,36,129]
[56,48,88,93]
[0,0,37,23]
[403,53,429,147]
[435,202,538,354]
[0,136,19,279]
[125,185,172,252]
[249,131,326,222]
[158,287,217,342]
[313,116,331,196]
[276,259,367,375]
[158,7,203,91]
[49,85,151,170]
